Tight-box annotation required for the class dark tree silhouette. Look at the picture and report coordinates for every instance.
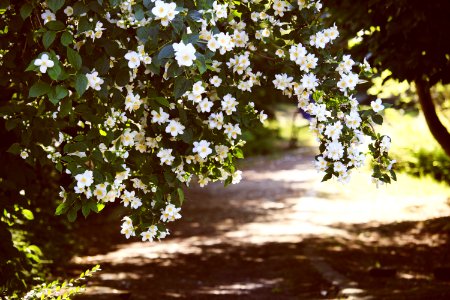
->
[325,0,450,156]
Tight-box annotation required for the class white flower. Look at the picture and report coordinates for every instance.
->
[75,170,94,189]
[173,41,196,67]
[151,107,170,124]
[223,123,241,139]
[221,94,238,115]
[34,54,54,74]
[41,10,55,24]
[93,183,108,200]
[231,170,242,184]
[311,104,331,122]
[141,227,158,242]
[165,120,185,137]
[86,70,104,91]
[120,129,137,147]
[342,72,359,91]
[20,150,29,159]
[160,203,182,222]
[371,98,384,113]
[324,121,343,141]
[152,0,170,18]
[213,1,228,19]
[124,92,142,112]
[64,6,73,16]
[215,145,229,161]
[326,141,344,161]
[157,148,175,165]
[198,98,213,113]
[333,162,347,174]
[193,140,212,159]
[130,197,142,209]
[273,73,293,91]
[121,217,135,239]
[192,81,205,96]
[380,136,391,152]
[258,111,268,123]
[207,38,219,52]
[152,1,178,26]
[210,75,222,87]
[315,156,328,172]
[275,49,285,58]
[345,111,362,129]
[124,51,141,69]
[301,73,318,91]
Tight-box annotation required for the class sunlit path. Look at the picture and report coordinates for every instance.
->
[73,149,450,299]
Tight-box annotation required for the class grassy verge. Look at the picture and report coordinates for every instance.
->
[382,109,450,185]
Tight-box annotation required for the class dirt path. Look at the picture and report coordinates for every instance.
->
[72,149,450,299]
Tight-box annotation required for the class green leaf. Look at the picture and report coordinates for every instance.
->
[195,58,207,74]
[177,188,184,206]
[46,20,66,31]
[134,5,144,20]
[372,114,383,125]
[153,97,170,108]
[5,119,19,131]
[96,203,105,212]
[55,85,69,100]
[43,31,56,49]
[48,0,65,12]
[47,85,67,105]
[158,44,175,60]
[115,68,130,86]
[7,143,21,155]
[321,172,333,182]
[60,31,73,46]
[60,98,72,117]
[55,202,70,215]
[67,47,82,70]
[73,2,89,16]
[75,73,88,96]
[166,62,183,78]
[390,170,397,181]
[88,201,99,213]
[173,77,192,99]
[47,63,62,81]
[136,26,151,42]
[67,208,78,222]
[29,81,51,98]
[94,56,110,75]
[81,204,90,218]
[22,209,34,220]
[20,3,33,20]
[25,60,38,72]
[171,16,184,34]
[234,148,244,159]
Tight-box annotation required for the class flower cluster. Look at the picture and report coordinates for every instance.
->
[10,0,395,242]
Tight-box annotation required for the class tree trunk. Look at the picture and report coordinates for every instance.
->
[415,78,450,157]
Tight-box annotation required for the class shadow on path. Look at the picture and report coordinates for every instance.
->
[71,149,450,299]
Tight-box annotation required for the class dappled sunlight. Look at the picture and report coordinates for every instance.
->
[194,279,283,296]
[73,236,214,265]
[73,150,450,299]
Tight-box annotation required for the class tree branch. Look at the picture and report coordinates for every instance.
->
[415,78,450,157]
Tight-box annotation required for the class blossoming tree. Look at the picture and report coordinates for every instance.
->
[1,0,395,246]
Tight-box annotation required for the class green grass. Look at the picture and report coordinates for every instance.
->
[381,109,450,185]
[381,109,441,157]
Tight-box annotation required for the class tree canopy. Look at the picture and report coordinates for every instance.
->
[325,0,450,156]
[0,0,396,297]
